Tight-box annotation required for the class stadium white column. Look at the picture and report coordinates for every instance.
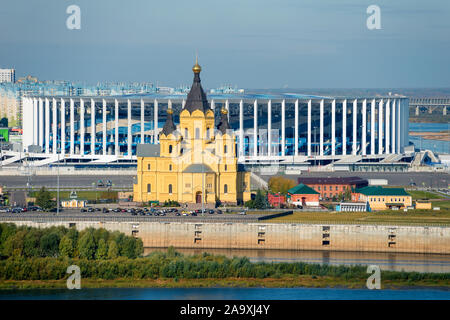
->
[211,99,215,111]
[239,99,244,157]
[103,99,107,156]
[70,99,74,155]
[362,99,367,156]
[38,98,44,148]
[385,99,390,154]
[307,99,312,156]
[127,99,132,156]
[140,99,145,144]
[253,100,258,157]
[45,98,50,153]
[319,99,324,156]
[342,99,347,155]
[378,99,384,154]
[115,99,119,156]
[391,99,396,153]
[267,99,272,156]
[294,99,299,156]
[52,98,57,154]
[281,99,286,156]
[397,99,401,153]
[90,99,95,155]
[225,99,230,120]
[33,98,38,145]
[352,99,357,155]
[60,99,65,155]
[331,99,336,156]
[154,99,158,143]
[370,99,375,155]
[80,99,85,155]
[182,99,186,109]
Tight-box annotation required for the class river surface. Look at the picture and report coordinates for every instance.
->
[143,248,450,274]
[0,287,448,300]
[409,122,450,154]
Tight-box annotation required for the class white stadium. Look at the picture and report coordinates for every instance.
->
[10,93,411,170]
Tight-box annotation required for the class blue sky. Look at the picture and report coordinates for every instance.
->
[1,0,449,88]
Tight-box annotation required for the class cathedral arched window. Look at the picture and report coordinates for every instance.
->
[169,164,172,171]
[185,128,188,138]
[224,145,227,154]
[168,184,173,194]
[147,184,151,193]
[169,145,172,154]
[224,184,228,194]
[195,128,200,139]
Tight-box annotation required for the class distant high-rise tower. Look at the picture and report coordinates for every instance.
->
[0,68,15,83]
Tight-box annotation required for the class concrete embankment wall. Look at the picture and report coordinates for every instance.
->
[5,220,450,254]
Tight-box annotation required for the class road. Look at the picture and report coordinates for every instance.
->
[0,175,135,189]
[266,172,450,188]
[0,171,448,189]
[0,209,270,223]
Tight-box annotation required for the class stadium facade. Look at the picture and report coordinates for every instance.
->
[17,90,409,168]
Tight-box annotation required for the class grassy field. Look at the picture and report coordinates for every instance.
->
[29,190,118,201]
[266,206,450,226]
[407,190,447,200]
[1,276,449,290]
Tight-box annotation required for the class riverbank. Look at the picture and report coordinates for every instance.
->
[1,276,449,290]
[409,131,450,142]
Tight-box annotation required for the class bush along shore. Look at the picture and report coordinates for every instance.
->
[0,223,449,289]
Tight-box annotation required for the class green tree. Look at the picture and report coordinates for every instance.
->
[35,187,55,211]
[96,238,108,259]
[245,189,269,209]
[23,229,42,257]
[39,232,60,257]
[268,177,296,195]
[122,237,137,259]
[77,230,97,260]
[107,240,119,259]
[59,235,74,258]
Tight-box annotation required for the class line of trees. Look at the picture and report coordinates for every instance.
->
[0,247,449,282]
[0,223,143,260]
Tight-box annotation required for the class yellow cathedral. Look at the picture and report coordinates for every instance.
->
[133,59,251,206]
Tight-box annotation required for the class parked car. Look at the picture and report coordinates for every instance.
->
[102,207,109,213]
[106,180,112,187]
[97,180,104,187]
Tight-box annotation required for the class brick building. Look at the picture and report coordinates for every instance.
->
[287,183,320,207]
[297,176,368,200]
[267,192,286,207]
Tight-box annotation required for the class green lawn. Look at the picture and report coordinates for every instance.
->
[266,208,450,226]
[29,190,118,201]
[407,190,447,200]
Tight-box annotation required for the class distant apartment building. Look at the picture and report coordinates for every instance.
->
[0,68,15,83]
[297,176,368,200]
[0,76,156,127]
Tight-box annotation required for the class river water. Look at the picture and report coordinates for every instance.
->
[0,287,448,300]
[409,122,450,154]
[143,248,450,274]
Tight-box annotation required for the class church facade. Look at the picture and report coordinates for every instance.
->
[133,60,251,205]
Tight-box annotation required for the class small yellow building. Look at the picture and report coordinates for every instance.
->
[415,201,432,210]
[352,186,412,211]
[133,60,251,205]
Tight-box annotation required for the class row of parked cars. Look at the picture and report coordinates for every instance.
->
[0,206,49,213]
[79,207,223,216]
